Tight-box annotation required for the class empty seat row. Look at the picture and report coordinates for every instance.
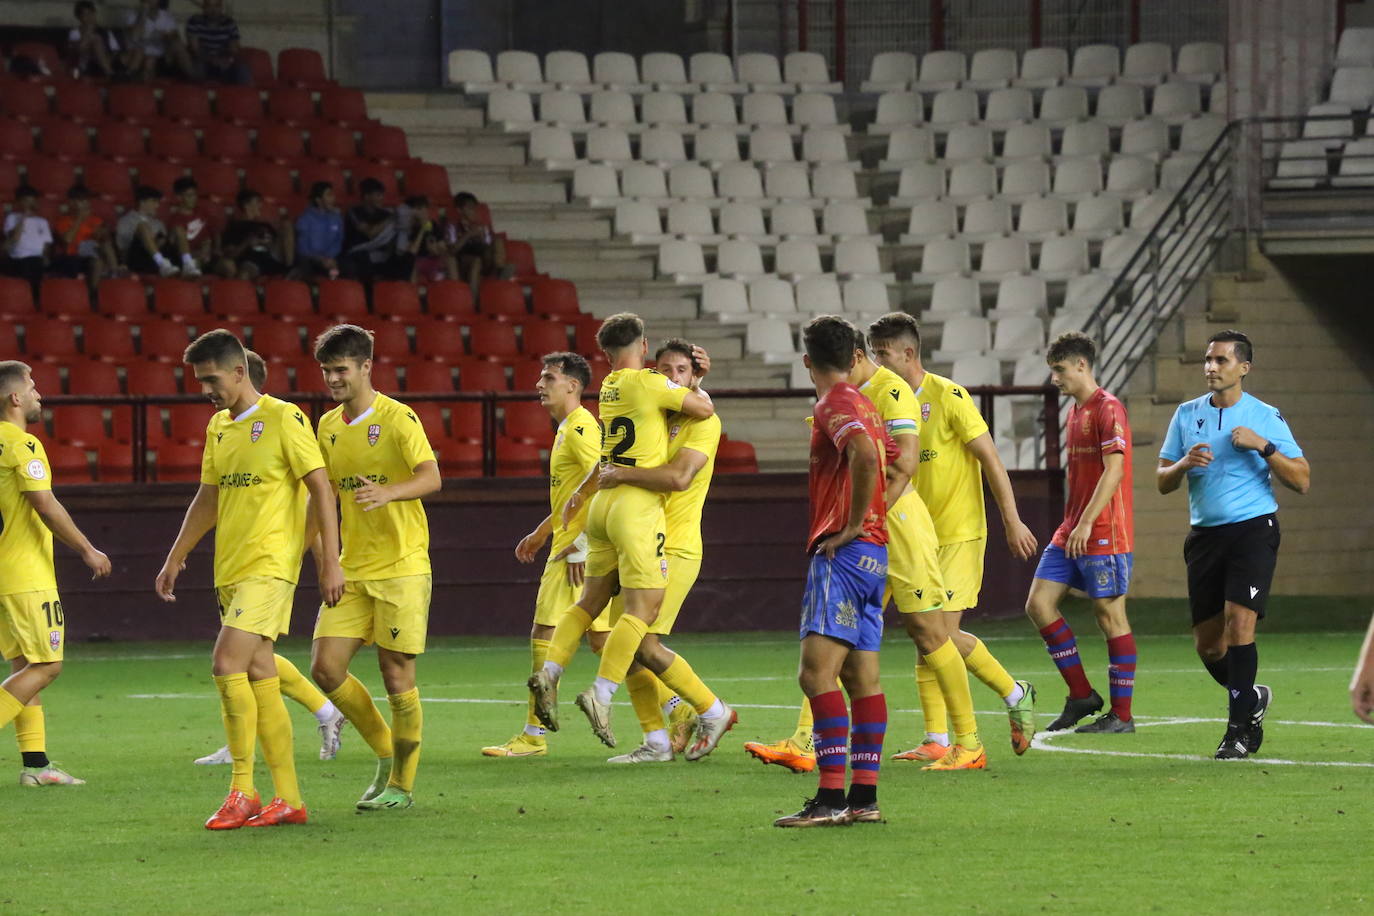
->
[922,272,1121,318]
[573,161,864,206]
[701,275,890,321]
[888,155,1166,204]
[900,192,1176,242]
[530,125,854,169]
[906,232,1151,284]
[5,44,326,89]
[0,81,370,128]
[488,89,846,132]
[658,238,892,284]
[1268,138,1374,189]
[614,200,875,245]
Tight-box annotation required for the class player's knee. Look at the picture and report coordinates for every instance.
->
[310,658,345,693]
[33,660,62,684]
[1196,643,1226,663]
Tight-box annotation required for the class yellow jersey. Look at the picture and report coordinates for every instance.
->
[596,367,689,469]
[858,364,922,442]
[200,394,325,586]
[663,413,721,560]
[318,393,435,581]
[548,405,601,555]
[914,371,990,544]
[0,421,55,595]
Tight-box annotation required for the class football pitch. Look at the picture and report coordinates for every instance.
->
[5,598,1370,914]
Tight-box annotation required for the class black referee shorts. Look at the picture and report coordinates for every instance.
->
[1183,513,1280,625]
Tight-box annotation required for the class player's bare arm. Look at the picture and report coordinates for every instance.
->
[303,468,345,607]
[1352,612,1374,725]
[883,432,916,511]
[21,489,111,579]
[353,459,441,512]
[965,432,1038,560]
[155,483,219,602]
[1231,425,1311,495]
[1066,451,1124,559]
[1156,443,1212,494]
[515,514,554,564]
[598,446,708,493]
[815,433,879,560]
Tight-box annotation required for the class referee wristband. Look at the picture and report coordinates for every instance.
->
[1260,441,1276,458]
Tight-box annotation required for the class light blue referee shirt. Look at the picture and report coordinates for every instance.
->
[1160,391,1303,527]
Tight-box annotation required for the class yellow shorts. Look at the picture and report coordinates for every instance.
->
[217,577,296,639]
[0,589,65,663]
[886,492,946,614]
[534,557,611,633]
[314,574,432,655]
[584,486,670,590]
[607,553,702,636]
[937,538,986,612]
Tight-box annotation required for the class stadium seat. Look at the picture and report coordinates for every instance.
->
[470,321,520,358]
[372,281,423,321]
[155,442,205,481]
[40,278,92,319]
[739,53,789,93]
[108,85,159,124]
[929,89,979,131]
[458,360,509,391]
[1152,82,1203,124]
[992,314,1046,357]
[862,51,916,93]
[1000,123,1052,163]
[415,322,466,361]
[1073,194,1126,240]
[890,163,945,205]
[700,277,749,320]
[718,162,766,202]
[785,51,841,94]
[299,162,349,199]
[1067,44,1120,88]
[268,87,317,126]
[614,200,664,242]
[0,82,51,121]
[487,90,537,131]
[947,161,998,202]
[717,201,771,243]
[404,361,455,392]
[772,202,823,241]
[46,443,94,482]
[718,239,766,280]
[776,239,825,279]
[1106,155,1157,199]
[1177,41,1224,84]
[1038,235,1090,280]
[878,126,935,170]
[0,276,36,321]
[402,163,451,200]
[871,91,924,135]
[529,278,579,317]
[357,321,404,361]
[823,201,875,242]
[0,121,34,161]
[764,162,812,202]
[901,200,958,245]
[748,276,796,317]
[95,278,148,320]
[125,361,179,395]
[165,403,209,445]
[933,315,991,360]
[976,237,1031,281]
[288,358,328,393]
[960,199,1013,241]
[983,88,1034,129]
[449,49,498,91]
[243,161,295,201]
[1121,42,1173,87]
[153,280,205,320]
[320,87,372,127]
[911,237,971,284]
[593,51,643,92]
[257,279,310,319]
[38,121,91,161]
[309,279,364,322]
[795,275,842,316]
[666,163,715,203]
[134,160,185,197]
[966,48,1019,91]
[427,280,477,319]
[835,239,894,282]
[163,84,213,125]
[636,128,685,167]
[249,321,303,359]
[193,161,241,202]
[149,124,200,162]
[504,400,554,445]
[690,52,745,93]
[496,50,547,90]
[915,50,968,93]
[361,125,411,164]
[66,357,123,395]
[1120,117,1172,160]
[216,86,266,125]
[495,437,544,477]
[80,319,136,362]
[927,276,980,316]
[25,158,77,198]
[545,51,594,93]
[716,438,759,473]
[97,441,136,482]
[434,438,483,477]
[1330,67,1374,108]
[278,48,328,88]
[476,279,525,318]
[257,124,307,164]
[138,320,192,361]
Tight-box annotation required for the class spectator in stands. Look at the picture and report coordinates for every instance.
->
[445,191,508,306]
[116,185,197,278]
[165,177,218,276]
[53,185,117,289]
[343,177,400,282]
[68,1,122,78]
[220,189,293,280]
[184,0,249,85]
[395,195,452,283]
[2,186,53,297]
[294,181,344,280]
[123,0,191,81]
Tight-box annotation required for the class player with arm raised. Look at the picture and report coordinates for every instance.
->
[309,325,441,809]
[483,351,611,758]
[0,361,111,787]
[155,329,344,829]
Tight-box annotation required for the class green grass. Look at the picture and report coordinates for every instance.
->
[4,596,1372,914]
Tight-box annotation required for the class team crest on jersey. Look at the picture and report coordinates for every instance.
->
[660,558,669,579]
[368,424,381,446]
[1080,413,1092,435]
[921,403,931,422]
[250,420,265,442]
[49,630,61,650]
[669,424,681,440]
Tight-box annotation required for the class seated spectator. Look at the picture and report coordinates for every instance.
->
[184,0,249,85]
[68,1,122,78]
[344,178,401,282]
[293,181,344,280]
[395,195,452,283]
[445,191,509,305]
[3,186,53,297]
[165,177,219,275]
[123,0,191,81]
[116,185,197,278]
[220,189,293,280]
[53,185,117,288]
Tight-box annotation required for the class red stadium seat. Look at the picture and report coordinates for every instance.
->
[96,277,149,319]
[504,240,541,281]
[162,84,214,125]
[317,279,368,321]
[80,319,137,361]
[208,278,260,319]
[24,318,79,360]
[202,123,253,164]
[108,85,159,124]
[262,279,314,318]
[149,124,200,162]
[25,361,62,395]
[216,86,265,125]
[298,162,347,197]
[715,438,759,473]
[469,321,519,358]
[369,361,400,393]
[0,121,35,160]
[426,280,476,319]
[38,120,92,162]
[307,125,356,162]
[413,320,465,361]
[95,122,146,163]
[25,158,77,198]
[83,158,135,201]
[457,359,509,391]
[588,356,610,391]
[368,321,411,361]
[124,361,180,394]
[256,124,307,163]
[478,279,527,318]
[239,47,275,88]
[510,359,544,392]
[47,443,94,482]
[138,319,192,360]
[153,280,205,320]
[97,441,135,482]
[447,401,484,441]
[434,437,482,477]
[248,321,303,359]
[403,361,455,392]
[134,160,185,197]
[402,163,451,200]
[520,319,571,356]
[166,404,210,443]
[278,48,328,88]
[0,276,37,320]
[243,161,294,200]
[573,316,601,354]
[65,360,121,396]
[13,42,64,79]
[320,88,371,127]
[348,163,399,203]
[40,278,91,318]
[0,82,51,121]
[0,161,18,196]
[373,281,423,321]
[54,83,104,123]
[504,400,554,445]
[530,277,581,317]
[361,125,411,163]
[192,161,241,203]
[155,443,205,481]
[267,88,316,125]
[287,358,327,393]
[495,437,543,476]
[408,402,446,438]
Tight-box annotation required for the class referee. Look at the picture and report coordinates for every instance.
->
[1156,330,1310,759]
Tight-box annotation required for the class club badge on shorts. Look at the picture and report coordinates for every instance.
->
[368,424,381,446]
[250,420,265,443]
[49,630,61,651]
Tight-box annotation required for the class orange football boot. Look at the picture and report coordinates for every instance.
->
[205,790,261,830]
[244,797,308,827]
[921,744,987,771]
[890,741,949,762]
[742,737,816,773]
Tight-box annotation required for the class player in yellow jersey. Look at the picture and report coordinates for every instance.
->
[0,361,111,787]
[194,349,347,766]
[745,342,995,771]
[528,313,737,759]
[482,350,611,758]
[156,329,344,829]
[867,312,1040,762]
[308,325,441,810]
[596,339,721,764]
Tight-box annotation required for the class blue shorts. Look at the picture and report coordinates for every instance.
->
[1034,545,1132,598]
[800,540,888,652]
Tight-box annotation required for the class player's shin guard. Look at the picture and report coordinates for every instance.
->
[0,688,23,730]
[848,693,887,790]
[547,606,594,670]
[14,705,44,756]
[1202,652,1229,687]
[326,673,393,758]
[925,639,979,750]
[214,673,257,796]
[1039,617,1094,698]
[962,635,1016,699]
[1226,643,1259,724]
[387,688,422,792]
[273,655,329,715]
[595,614,649,685]
[1106,633,1137,720]
[626,669,666,735]
[809,690,849,792]
[914,658,947,736]
[252,677,301,808]
[527,638,552,730]
[658,654,717,715]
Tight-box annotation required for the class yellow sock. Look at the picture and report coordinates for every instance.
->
[0,688,23,731]
[273,655,328,714]
[325,674,393,758]
[654,677,676,710]
[251,677,302,808]
[963,635,1016,699]
[594,614,649,684]
[547,605,593,669]
[15,705,44,754]
[658,654,717,715]
[925,639,980,751]
[793,697,814,747]
[213,673,257,797]
[387,688,422,793]
[625,669,666,735]
[916,658,948,736]
[527,638,551,731]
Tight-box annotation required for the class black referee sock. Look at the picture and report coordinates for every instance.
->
[1226,643,1259,724]
[1202,652,1229,688]
[21,751,48,769]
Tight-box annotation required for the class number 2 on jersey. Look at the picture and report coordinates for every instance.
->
[608,417,637,467]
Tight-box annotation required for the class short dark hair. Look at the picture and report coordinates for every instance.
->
[172,176,197,195]
[0,360,32,396]
[184,328,247,368]
[135,185,163,203]
[596,312,644,354]
[654,337,698,372]
[236,188,261,209]
[803,315,860,373]
[542,351,591,390]
[66,184,91,200]
[245,349,267,389]
[74,1,95,17]
[866,311,922,352]
[14,185,37,201]
[1207,329,1253,364]
[1047,331,1097,368]
[308,181,333,204]
[358,177,384,196]
[454,191,477,208]
[314,323,374,364]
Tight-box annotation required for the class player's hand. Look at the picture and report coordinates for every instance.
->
[154,557,185,602]
[1180,442,1213,469]
[1065,522,1092,559]
[597,465,623,490]
[815,526,861,560]
[320,560,345,607]
[1231,426,1265,452]
[1004,519,1038,561]
[691,345,711,381]
[1353,674,1374,725]
[515,528,548,564]
[353,475,393,512]
[566,560,585,589]
[560,491,583,530]
[83,546,112,579]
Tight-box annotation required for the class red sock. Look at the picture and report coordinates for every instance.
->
[1039,618,1094,699]
[1106,633,1137,721]
[808,690,848,791]
[848,693,887,787]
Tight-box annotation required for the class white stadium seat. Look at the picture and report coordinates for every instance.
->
[719,201,774,243]
[701,276,749,319]
[947,161,998,202]
[1300,103,1354,150]
[539,90,588,128]
[529,125,576,169]
[764,163,812,202]
[449,49,499,92]
[992,314,1046,357]
[1060,120,1110,158]
[1180,115,1226,153]
[692,92,740,129]
[1268,140,1330,189]
[1176,42,1223,84]
[590,90,637,128]
[1120,42,1172,87]
[1017,47,1069,89]
[622,162,669,203]
[642,52,692,92]
[911,236,971,284]
[1016,195,1069,241]
[748,276,797,316]
[862,52,917,93]
[496,50,547,90]
[742,92,789,128]
[667,162,716,202]
[1336,28,1374,67]
[658,239,710,283]
[1039,85,1089,127]
[786,51,842,94]
[772,203,823,241]
[776,239,827,279]
[1160,153,1204,190]
[640,128,688,166]
[573,163,619,204]
[1332,137,1374,187]
[1067,44,1120,88]
[1094,84,1145,127]
[1106,155,1158,199]
[719,239,767,281]
[930,88,980,131]
[666,201,721,243]
[933,315,991,360]
[992,275,1048,316]
[835,239,894,282]
[748,127,796,164]
[870,91,924,134]
[593,52,643,91]
[813,164,863,202]
[890,162,946,206]
[1052,156,1104,201]
[880,126,937,170]
[796,275,843,314]
[944,123,994,161]
[901,199,959,244]
[792,93,841,129]
[1072,194,1125,241]
[1037,234,1090,280]
[1001,159,1051,202]
[1129,191,1176,233]
[642,91,690,129]
[823,201,876,241]
[984,87,1035,129]
[1063,271,1117,312]
[584,127,632,165]
[1000,123,1052,161]
[1152,82,1203,124]
[745,318,799,362]
[914,50,968,93]
[976,236,1031,281]
[952,354,1003,387]
[614,201,666,243]
[1329,67,1374,108]
[928,275,980,316]
[1120,117,1171,160]
[487,89,535,131]
[718,163,765,201]
[843,278,891,317]
[739,52,790,93]
[966,48,1018,91]
[693,126,742,167]
[691,52,745,93]
[802,127,852,164]
[961,198,1013,241]
[546,50,595,92]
